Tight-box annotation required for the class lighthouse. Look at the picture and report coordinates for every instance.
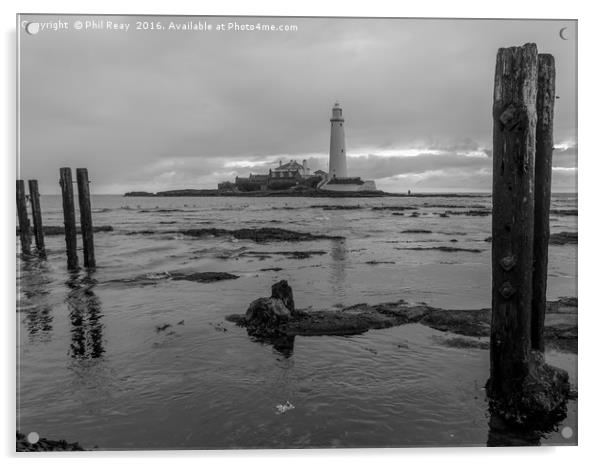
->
[329,102,348,178]
[320,101,377,192]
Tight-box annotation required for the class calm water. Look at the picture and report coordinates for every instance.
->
[16,194,577,449]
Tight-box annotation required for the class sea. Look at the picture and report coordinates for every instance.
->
[16,193,578,449]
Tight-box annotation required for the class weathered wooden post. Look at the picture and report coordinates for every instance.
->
[489,43,538,401]
[76,168,96,268]
[531,54,556,352]
[488,44,569,428]
[16,180,32,256]
[59,168,78,270]
[28,179,46,257]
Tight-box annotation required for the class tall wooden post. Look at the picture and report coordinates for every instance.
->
[16,180,32,256]
[60,168,78,270]
[532,54,556,352]
[76,168,96,268]
[489,44,538,400]
[28,179,46,257]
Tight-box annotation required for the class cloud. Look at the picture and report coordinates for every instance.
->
[18,15,577,193]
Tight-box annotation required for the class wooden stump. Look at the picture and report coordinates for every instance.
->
[16,180,32,256]
[28,179,46,257]
[76,168,96,268]
[532,54,556,352]
[488,44,570,429]
[490,43,538,401]
[59,168,78,270]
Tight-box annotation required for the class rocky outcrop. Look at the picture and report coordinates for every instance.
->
[169,272,239,283]
[107,271,239,287]
[226,282,577,354]
[270,280,295,313]
[16,431,85,452]
[124,191,156,197]
[241,250,326,260]
[240,280,297,338]
[549,231,578,245]
[128,227,343,242]
[16,225,113,236]
[395,246,484,253]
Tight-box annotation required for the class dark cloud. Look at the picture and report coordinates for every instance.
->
[19,15,577,193]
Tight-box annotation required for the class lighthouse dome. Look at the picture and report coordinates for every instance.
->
[331,101,344,122]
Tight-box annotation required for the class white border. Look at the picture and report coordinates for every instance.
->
[3,1,598,465]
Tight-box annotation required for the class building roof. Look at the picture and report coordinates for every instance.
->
[274,160,304,172]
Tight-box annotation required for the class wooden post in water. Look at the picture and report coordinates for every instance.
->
[489,43,538,401]
[76,168,96,268]
[28,179,46,257]
[16,180,32,256]
[531,54,556,352]
[59,168,78,270]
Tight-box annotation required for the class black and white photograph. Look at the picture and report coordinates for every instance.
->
[14,9,579,453]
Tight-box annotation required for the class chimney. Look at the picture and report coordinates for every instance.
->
[302,159,308,176]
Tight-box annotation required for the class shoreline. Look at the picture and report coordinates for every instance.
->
[123,189,492,198]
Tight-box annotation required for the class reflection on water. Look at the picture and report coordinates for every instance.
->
[18,258,53,343]
[251,334,296,358]
[23,306,53,343]
[65,272,104,360]
[18,258,52,301]
[329,239,348,301]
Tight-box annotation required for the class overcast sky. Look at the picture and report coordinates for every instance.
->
[19,15,577,194]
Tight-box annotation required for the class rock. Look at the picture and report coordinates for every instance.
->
[124,191,156,197]
[108,271,239,286]
[132,227,344,242]
[245,297,292,331]
[310,205,363,210]
[372,206,418,211]
[227,289,577,356]
[444,209,491,216]
[395,246,483,253]
[486,352,571,430]
[558,296,577,308]
[16,431,85,451]
[242,250,326,259]
[401,229,432,234]
[169,272,239,283]
[425,203,490,209]
[421,308,491,337]
[271,280,295,313]
[550,209,578,216]
[16,225,113,236]
[433,335,490,350]
[549,231,577,245]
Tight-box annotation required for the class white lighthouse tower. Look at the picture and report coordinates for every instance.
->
[328,102,348,178]
[320,101,377,192]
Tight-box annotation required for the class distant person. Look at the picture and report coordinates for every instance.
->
[408,190,411,196]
